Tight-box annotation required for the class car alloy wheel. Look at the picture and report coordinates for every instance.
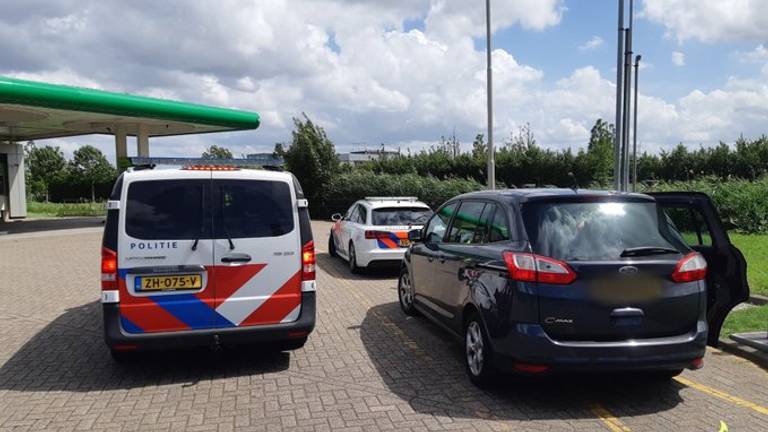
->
[398,270,415,314]
[466,321,485,377]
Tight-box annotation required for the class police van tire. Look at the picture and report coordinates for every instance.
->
[328,233,338,258]
[110,349,135,363]
[272,337,308,352]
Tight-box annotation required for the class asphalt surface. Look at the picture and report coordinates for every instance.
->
[0,220,767,431]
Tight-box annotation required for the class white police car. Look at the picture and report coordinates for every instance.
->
[101,165,316,360]
[328,197,432,272]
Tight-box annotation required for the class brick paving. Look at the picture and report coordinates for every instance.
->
[0,220,767,431]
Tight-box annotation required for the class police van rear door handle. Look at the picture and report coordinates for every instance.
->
[221,254,252,263]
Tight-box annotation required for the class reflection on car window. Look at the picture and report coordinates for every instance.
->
[425,202,457,243]
[522,201,687,261]
[372,207,432,226]
[214,180,293,239]
[487,205,511,242]
[447,202,487,244]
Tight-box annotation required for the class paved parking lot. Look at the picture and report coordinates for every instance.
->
[1,220,768,431]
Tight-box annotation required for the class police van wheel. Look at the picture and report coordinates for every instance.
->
[348,243,361,274]
[328,233,338,258]
[110,349,135,363]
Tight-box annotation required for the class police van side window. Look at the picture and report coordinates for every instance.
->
[214,180,294,238]
[126,180,210,240]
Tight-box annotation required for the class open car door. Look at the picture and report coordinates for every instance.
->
[649,192,749,346]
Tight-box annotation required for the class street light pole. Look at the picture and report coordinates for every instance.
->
[633,54,641,191]
[613,0,625,191]
[486,0,495,189]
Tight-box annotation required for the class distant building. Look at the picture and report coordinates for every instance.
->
[338,146,401,165]
[246,152,284,166]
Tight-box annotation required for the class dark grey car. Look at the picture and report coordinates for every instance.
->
[398,189,748,386]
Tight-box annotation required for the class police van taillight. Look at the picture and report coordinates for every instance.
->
[302,241,316,281]
[101,247,118,290]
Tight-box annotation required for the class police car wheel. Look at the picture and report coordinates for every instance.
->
[328,232,338,258]
[348,243,361,274]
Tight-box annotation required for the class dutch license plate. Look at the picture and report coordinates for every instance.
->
[590,276,662,304]
[399,239,411,248]
[135,274,202,292]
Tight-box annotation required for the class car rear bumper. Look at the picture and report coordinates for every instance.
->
[358,248,406,266]
[490,319,708,372]
[103,292,316,351]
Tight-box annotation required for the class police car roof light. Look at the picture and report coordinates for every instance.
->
[182,165,241,171]
[364,196,418,202]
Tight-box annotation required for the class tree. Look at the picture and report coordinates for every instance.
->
[471,134,487,159]
[201,145,233,159]
[68,145,116,202]
[585,119,614,186]
[26,142,67,201]
[275,114,339,216]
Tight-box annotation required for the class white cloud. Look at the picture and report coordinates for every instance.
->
[643,0,768,43]
[739,44,768,63]
[672,51,686,66]
[578,36,604,51]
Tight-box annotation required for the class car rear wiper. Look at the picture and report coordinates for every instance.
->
[192,184,205,251]
[620,246,679,257]
[220,187,235,250]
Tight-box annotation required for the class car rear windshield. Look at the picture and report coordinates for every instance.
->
[522,200,688,261]
[126,180,209,240]
[372,207,432,226]
[214,180,294,238]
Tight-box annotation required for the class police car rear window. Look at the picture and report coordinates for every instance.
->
[126,180,210,240]
[214,180,294,238]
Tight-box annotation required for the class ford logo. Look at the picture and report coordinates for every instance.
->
[618,265,639,275]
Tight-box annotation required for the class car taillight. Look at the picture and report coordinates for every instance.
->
[502,252,576,285]
[302,241,316,281]
[671,252,707,282]
[101,247,118,290]
[365,230,390,239]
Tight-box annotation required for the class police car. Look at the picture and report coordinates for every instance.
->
[101,165,316,360]
[328,197,432,272]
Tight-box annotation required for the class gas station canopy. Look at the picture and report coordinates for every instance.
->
[0,76,260,141]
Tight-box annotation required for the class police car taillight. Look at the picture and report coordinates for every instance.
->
[101,247,118,290]
[302,241,316,281]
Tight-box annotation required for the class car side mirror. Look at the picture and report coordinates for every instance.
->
[408,229,423,242]
[331,213,343,222]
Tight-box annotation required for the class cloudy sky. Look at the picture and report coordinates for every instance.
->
[2,0,768,161]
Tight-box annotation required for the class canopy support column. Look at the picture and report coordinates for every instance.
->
[137,124,149,157]
[114,126,127,164]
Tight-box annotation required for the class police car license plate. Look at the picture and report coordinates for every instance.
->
[136,274,202,291]
[399,239,411,247]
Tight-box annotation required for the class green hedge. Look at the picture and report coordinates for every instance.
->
[643,177,768,233]
[315,171,484,218]
[27,202,106,218]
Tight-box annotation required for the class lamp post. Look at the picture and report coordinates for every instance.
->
[613,0,625,191]
[486,0,495,189]
[633,54,641,191]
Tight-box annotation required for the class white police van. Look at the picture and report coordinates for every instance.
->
[328,197,432,273]
[101,165,316,360]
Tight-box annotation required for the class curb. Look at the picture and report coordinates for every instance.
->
[718,337,768,370]
[748,294,768,306]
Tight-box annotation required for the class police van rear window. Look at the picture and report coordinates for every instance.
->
[126,180,210,240]
[214,180,294,238]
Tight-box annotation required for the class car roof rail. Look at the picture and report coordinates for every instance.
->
[126,163,155,172]
[365,196,419,202]
[261,165,284,172]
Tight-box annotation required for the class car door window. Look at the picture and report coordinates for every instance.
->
[446,201,487,244]
[357,205,368,225]
[345,204,358,222]
[486,205,511,242]
[424,202,457,244]
[663,206,713,247]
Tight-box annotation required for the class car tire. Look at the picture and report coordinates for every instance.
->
[328,232,338,258]
[464,312,497,387]
[348,243,362,274]
[398,268,418,316]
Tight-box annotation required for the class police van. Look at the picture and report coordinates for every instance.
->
[101,165,316,360]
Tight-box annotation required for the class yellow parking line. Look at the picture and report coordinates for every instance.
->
[590,403,632,432]
[674,376,768,416]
